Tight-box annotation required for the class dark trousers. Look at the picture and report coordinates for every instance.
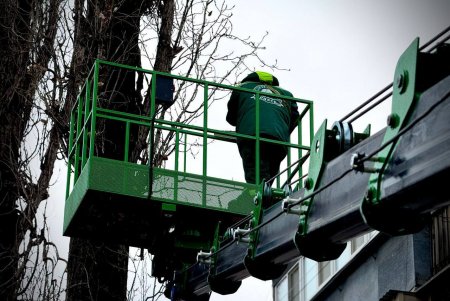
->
[237,135,287,185]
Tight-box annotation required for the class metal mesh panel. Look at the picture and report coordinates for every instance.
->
[86,157,254,214]
[90,157,148,197]
[64,163,91,232]
[152,169,255,213]
[151,171,175,201]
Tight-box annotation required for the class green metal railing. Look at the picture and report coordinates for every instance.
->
[65,60,314,211]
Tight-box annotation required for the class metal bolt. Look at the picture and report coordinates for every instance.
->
[304,177,314,190]
[364,190,371,202]
[315,139,320,153]
[396,71,408,94]
[365,186,377,204]
[298,216,306,234]
[396,74,404,89]
[387,113,400,128]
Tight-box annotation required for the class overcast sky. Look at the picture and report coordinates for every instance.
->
[44,1,449,300]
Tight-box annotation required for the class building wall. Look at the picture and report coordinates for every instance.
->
[321,230,431,301]
[274,228,433,301]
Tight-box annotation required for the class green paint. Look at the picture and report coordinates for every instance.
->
[368,38,419,205]
[64,59,314,254]
[297,120,328,236]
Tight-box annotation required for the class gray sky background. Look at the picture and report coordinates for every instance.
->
[44,1,449,300]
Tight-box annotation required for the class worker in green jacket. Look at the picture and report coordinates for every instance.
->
[226,71,299,185]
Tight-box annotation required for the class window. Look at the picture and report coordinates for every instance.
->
[432,205,450,274]
[351,235,366,253]
[275,232,377,301]
[318,261,332,285]
[289,266,300,301]
[304,258,318,300]
[276,276,288,301]
[350,231,378,254]
[276,264,302,301]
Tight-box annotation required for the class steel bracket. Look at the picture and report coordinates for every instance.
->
[361,38,421,235]
[297,120,328,237]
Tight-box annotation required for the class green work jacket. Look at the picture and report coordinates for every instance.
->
[226,81,299,142]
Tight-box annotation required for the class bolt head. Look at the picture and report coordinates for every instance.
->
[396,74,404,89]
[396,71,408,94]
[253,195,259,205]
[365,186,378,203]
[387,113,400,128]
[304,177,314,190]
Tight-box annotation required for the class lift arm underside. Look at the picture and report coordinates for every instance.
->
[184,75,450,298]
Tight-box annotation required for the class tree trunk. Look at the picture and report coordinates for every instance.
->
[0,0,60,299]
[65,1,153,300]
[0,0,32,293]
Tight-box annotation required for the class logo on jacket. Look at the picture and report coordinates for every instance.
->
[250,85,283,107]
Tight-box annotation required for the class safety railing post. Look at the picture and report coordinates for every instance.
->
[89,61,99,159]
[174,129,180,202]
[175,130,180,172]
[298,102,303,185]
[286,138,291,188]
[74,95,83,182]
[255,92,260,185]
[150,72,156,129]
[81,78,91,167]
[202,84,208,207]
[124,122,130,162]
[309,103,314,145]
[148,72,157,199]
[66,108,75,200]
[184,132,188,173]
